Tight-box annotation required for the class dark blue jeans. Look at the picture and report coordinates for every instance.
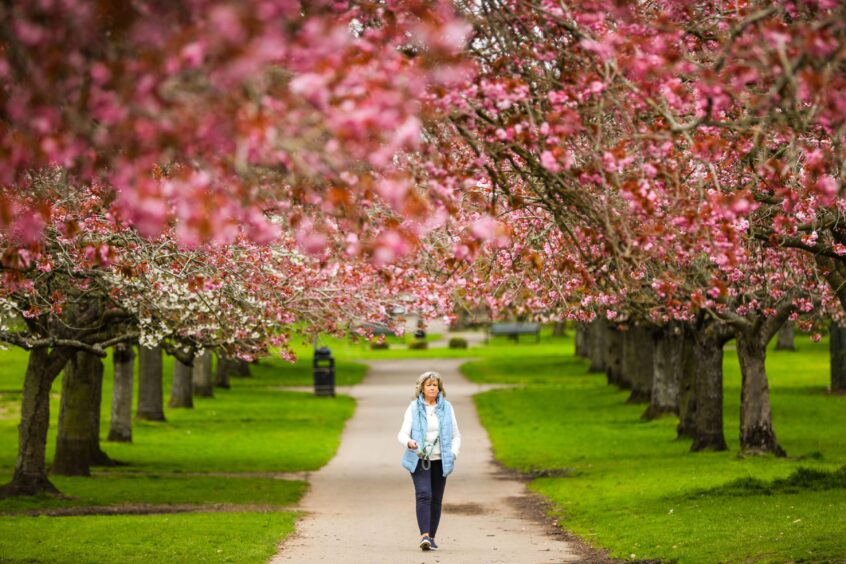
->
[410,459,447,537]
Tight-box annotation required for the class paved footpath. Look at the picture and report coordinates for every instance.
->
[272,358,581,563]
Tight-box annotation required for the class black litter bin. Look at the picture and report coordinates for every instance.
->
[313,347,335,397]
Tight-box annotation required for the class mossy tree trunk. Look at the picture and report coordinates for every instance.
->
[214,351,232,389]
[690,316,732,452]
[169,357,194,408]
[54,351,114,475]
[733,305,793,456]
[624,324,654,404]
[0,347,72,497]
[137,345,165,421]
[87,352,113,466]
[830,321,846,393]
[643,323,683,420]
[54,352,98,476]
[108,344,134,443]
[574,323,589,358]
[736,330,786,456]
[192,350,214,397]
[774,322,795,351]
[587,318,607,373]
[814,256,846,392]
[676,326,698,439]
[605,323,624,388]
[232,358,251,378]
[619,324,635,390]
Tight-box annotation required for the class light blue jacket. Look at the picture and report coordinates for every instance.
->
[400,393,455,476]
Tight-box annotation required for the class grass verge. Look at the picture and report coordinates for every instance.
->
[467,335,846,563]
[0,348,359,563]
[0,511,298,563]
[252,356,367,387]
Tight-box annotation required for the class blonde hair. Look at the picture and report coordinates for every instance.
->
[414,371,445,399]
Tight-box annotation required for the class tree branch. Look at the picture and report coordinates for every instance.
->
[704,307,751,331]
[761,300,797,344]
[0,332,108,357]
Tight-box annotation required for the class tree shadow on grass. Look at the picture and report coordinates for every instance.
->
[684,466,846,498]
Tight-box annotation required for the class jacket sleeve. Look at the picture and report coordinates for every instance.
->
[397,402,414,448]
[451,406,461,457]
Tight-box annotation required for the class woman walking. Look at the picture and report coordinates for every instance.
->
[397,371,461,551]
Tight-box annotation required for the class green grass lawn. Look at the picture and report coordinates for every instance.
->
[0,511,298,564]
[6,324,837,562]
[252,355,367,387]
[0,347,358,563]
[308,326,570,361]
[0,474,307,514]
[467,335,846,563]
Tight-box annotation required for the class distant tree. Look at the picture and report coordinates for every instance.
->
[108,343,135,443]
[136,346,165,421]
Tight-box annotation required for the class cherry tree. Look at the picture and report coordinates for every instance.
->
[0,173,455,495]
[0,1,474,496]
[0,0,471,252]
[435,0,845,454]
[5,0,844,490]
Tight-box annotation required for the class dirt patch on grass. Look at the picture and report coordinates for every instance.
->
[490,459,621,563]
[525,467,579,478]
[0,392,21,420]
[8,503,293,517]
[505,493,620,563]
[491,460,578,481]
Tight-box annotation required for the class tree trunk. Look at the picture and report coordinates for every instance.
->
[192,350,214,397]
[552,321,567,337]
[587,318,607,373]
[87,352,114,466]
[676,327,698,439]
[169,358,194,408]
[0,347,70,497]
[232,358,251,378]
[690,319,730,452]
[624,324,654,404]
[574,323,589,358]
[137,345,166,421]
[736,329,786,456]
[774,322,795,351]
[619,324,636,390]
[830,322,846,393]
[816,256,846,392]
[817,253,846,330]
[643,324,682,420]
[605,323,624,388]
[54,352,98,476]
[108,344,134,443]
[54,351,113,475]
[214,352,232,389]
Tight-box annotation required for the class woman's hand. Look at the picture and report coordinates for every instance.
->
[407,440,418,450]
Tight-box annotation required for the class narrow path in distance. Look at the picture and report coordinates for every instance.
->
[272,358,583,563]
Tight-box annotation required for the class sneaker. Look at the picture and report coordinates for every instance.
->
[419,536,432,551]
[429,538,439,551]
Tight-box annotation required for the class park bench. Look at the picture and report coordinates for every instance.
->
[358,322,398,337]
[487,322,541,343]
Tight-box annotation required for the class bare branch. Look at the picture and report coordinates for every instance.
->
[0,332,108,357]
